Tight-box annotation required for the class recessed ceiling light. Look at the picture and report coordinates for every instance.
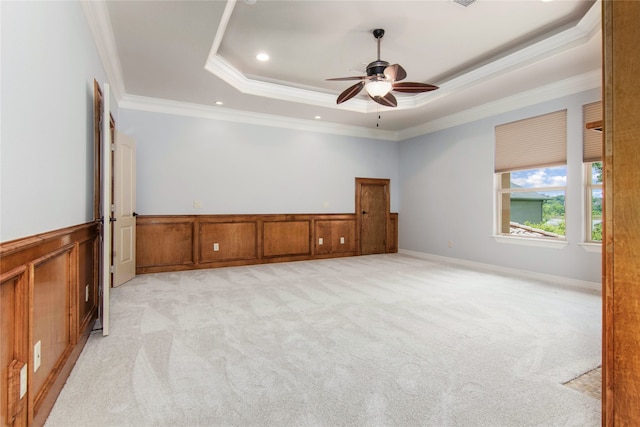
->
[215,101,223,105]
[256,53,270,62]
[314,115,322,120]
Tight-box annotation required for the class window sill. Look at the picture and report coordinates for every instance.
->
[579,242,602,253]
[492,235,569,249]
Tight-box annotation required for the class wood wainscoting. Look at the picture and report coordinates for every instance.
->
[136,213,398,274]
[0,223,99,427]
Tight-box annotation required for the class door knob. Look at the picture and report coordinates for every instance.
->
[132,212,138,217]
[362,210,368,214]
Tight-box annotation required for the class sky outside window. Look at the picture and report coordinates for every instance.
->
[510,166,567,194]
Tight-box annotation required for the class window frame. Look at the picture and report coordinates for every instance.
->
[585,161,603,243]
[495,168,568,241]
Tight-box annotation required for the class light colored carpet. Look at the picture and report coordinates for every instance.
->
[45,254,601,427]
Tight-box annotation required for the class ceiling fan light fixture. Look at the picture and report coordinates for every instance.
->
[365,80,392,97]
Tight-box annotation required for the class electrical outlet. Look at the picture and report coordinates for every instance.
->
[213,243,219,251]
[193,200,202,209]
[340,237,345,244]
[85,284,90,302]
[318,238,323,245]
[34,341,41,372]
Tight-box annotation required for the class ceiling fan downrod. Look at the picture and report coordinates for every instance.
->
[367,29,389,77]
[373,28,385,60]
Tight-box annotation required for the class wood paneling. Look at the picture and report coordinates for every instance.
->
[263,220,310,258]
[31,247,73,414]
[315,220,356,255]
[602,1,640,425]
[388,213,398,253]
[136,219,194,268]
[136,214,381,273]
[199,221,257,262]
[0,223,98,427]
[1,268,28,427]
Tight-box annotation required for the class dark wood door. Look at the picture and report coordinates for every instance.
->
[356,178,390,255]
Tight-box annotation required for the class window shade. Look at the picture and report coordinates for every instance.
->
[495,109,567,173]
[583,101,602,162]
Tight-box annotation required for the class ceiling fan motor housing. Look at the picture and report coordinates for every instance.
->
[367,60,390,77]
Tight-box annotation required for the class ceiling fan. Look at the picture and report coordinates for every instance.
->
[327,29,439,107]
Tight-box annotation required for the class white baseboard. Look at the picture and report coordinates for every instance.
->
[398,249,601,294]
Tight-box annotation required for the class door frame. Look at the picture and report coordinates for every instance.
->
[93,81,114,336]
[355,177,391,255]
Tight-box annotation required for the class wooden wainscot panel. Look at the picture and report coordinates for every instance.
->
[263,220,311,258]
[333,220,356,254]
[1,267,29,427]
[136,217,195,268]
[388,213,398,253]
[0,222,99,427]
[315,220,356,255]
[314,220,333,255]
[199,221,258,263]
[30,244,75,418]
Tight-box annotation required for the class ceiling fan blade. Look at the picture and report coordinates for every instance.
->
[337,81,365,104]
[369,92,397,108]
[392,82,439,93]
[326,76,368,81]
[384,64,407,82]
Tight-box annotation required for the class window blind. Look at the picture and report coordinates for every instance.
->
[583,101,602,162]
[494,109,567,173]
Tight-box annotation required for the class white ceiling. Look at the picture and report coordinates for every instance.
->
[87,0,602,140]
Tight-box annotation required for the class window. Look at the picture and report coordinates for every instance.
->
[583,101,602,243]
[497,167,566,238]
[495,110,567,240]
[586,162,603,242]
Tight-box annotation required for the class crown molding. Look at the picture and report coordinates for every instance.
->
[119,95,399,141]
[417,1,602,108]
[204,0,601,113]
[118,66,600,143]
[398,69,601,140]
[80,1,126,101]
[84,0,602,141]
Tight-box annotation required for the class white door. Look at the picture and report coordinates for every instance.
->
[101,83,112,336]
[113,131,136,287]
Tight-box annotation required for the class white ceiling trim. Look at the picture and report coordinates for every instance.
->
[204,0,601,113]
[414,1,601,106]
[204,55,372,113]
[119,94,398,141]
[83,0,602,141]
[80,1,126,101]
[118,67,600,143]
[398,69,602,141]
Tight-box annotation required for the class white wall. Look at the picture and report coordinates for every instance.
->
[398,88,602,283]
[118,109,399,215]
[1,1,111,242]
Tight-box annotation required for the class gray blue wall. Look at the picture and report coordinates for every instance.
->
[398,88,601,283]
[1,1,111,241]
[0,1,601,283]
[118,109,399,216]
